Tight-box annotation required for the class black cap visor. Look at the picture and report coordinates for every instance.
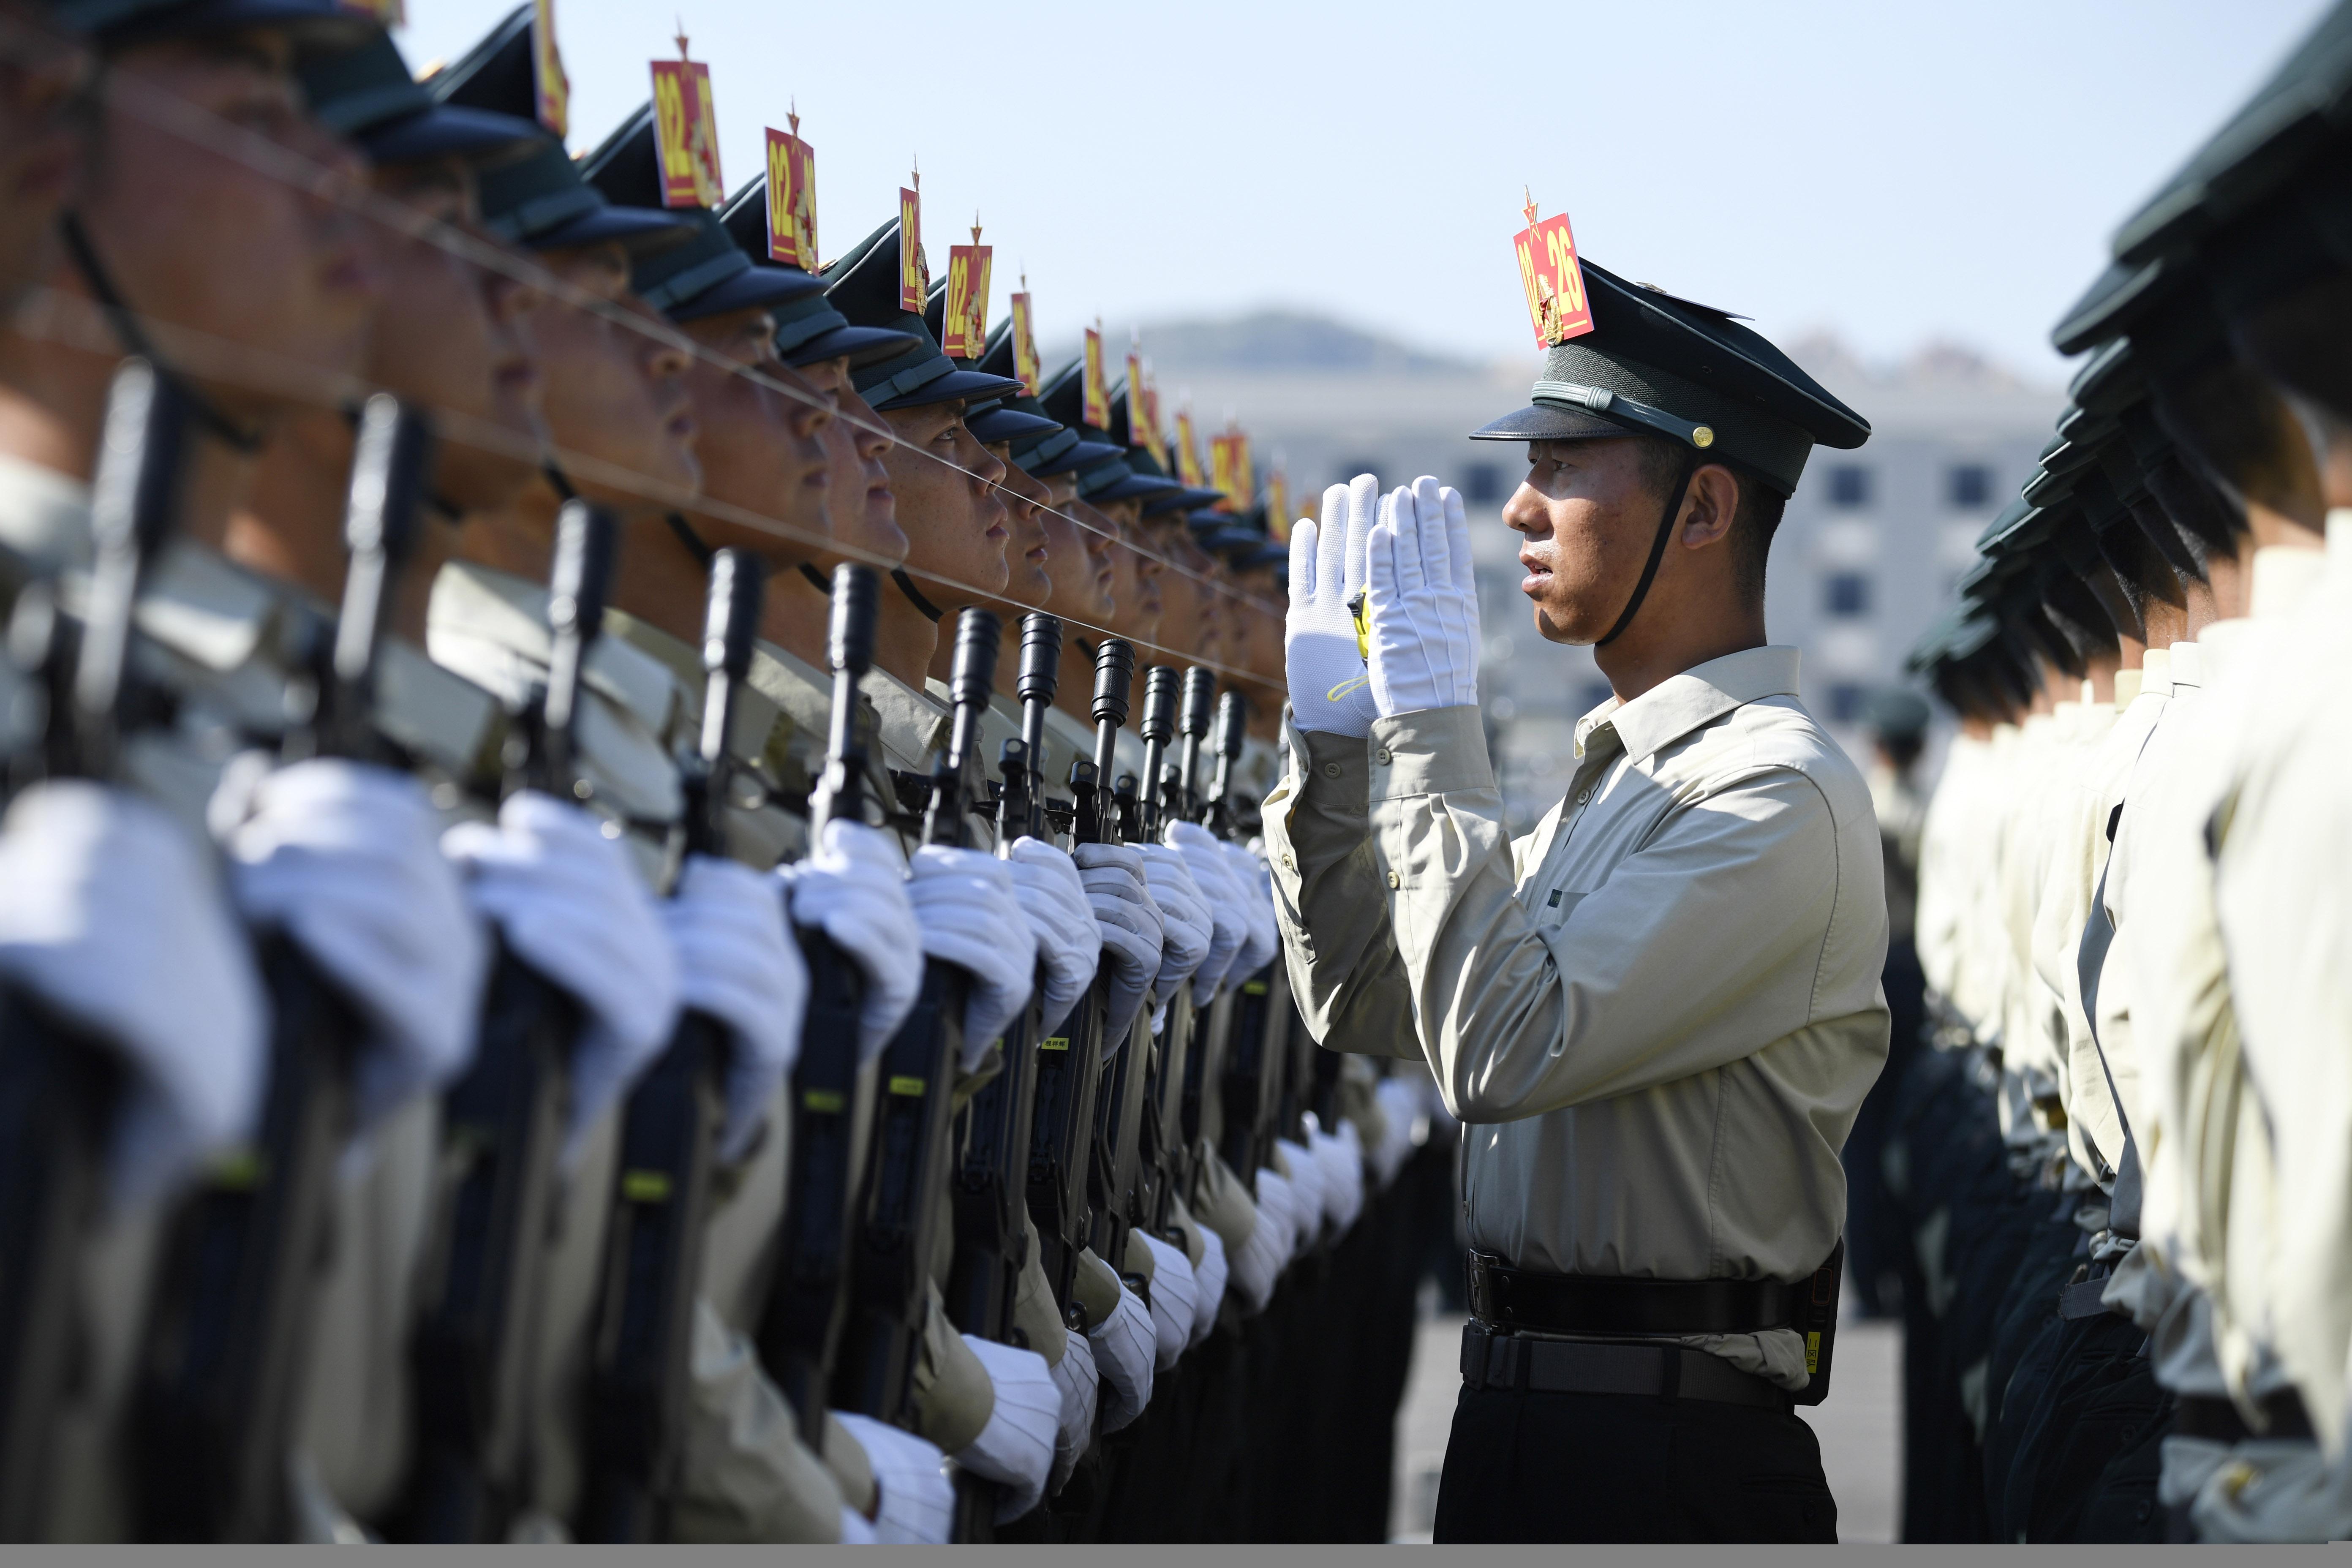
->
[529,200,698,257]
[358,103,543,169]
[964,403,1060,444]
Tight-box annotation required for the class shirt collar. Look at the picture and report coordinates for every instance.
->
[1573,645,1802,765]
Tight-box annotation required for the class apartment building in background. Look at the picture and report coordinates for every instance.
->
[1127,313,2061,834]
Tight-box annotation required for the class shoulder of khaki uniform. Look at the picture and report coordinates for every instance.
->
[603,606,799,789]
[858,664,948,769]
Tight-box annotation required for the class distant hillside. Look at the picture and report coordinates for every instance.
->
[1047,310,1481,376]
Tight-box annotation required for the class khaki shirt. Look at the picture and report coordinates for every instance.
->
[1264,648,1888,1388]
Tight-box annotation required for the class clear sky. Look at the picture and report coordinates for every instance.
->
[398,0,2336,382]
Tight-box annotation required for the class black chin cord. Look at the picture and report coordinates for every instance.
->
[60,210,264,454]
[662,510,714,567]
[1595,454,1698,647]
[798,562,830,593]
[890,566,945,624]
[542,460,580,503]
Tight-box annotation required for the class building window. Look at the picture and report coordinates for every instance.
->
[1823,572,1873,618]
[1827,465,1872,509]
[1827,683,1869,724]
[1947,463,1993,509]
[1464,463,1503,504]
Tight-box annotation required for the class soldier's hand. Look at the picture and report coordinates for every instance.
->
[1365,474,1481,718]
[1284,474,1381,737]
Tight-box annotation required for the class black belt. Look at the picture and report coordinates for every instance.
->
[2174,1392,2316,1445]
[1461,1321,1792,1413]
[1466,1252,1802,1336]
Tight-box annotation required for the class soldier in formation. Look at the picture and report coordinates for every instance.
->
[0,0,1435,1542]
[1884,0,2352,1541]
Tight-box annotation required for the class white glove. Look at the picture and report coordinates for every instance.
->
[1087,1280,1155,1433]
[1071,842,1161,1043]
[1366,474,1480,717]
[1187,1227,1229,1348]
[779,818,921,1063]
[220,757,486,1131]
[1229,1195,1283,1313]
[838,1504,877,1544]
[1163,821,1244,1002]
[952,1335,1058,1522]
[1138,1231,1197,1370]
[443,790,679,1165]
[830,1411,952,1544]
[1277,1136,1325,1250]
[1048,1332,1097,1491]
[1218,840,1280,985]
[1311,1121,1366,1235]
[1133,844,1211,1012]
[0,780,266,1208]
[1003,836,1098,1039]
[1254,1162,1301,1273]
[905,845,1035,1067]
[664,854,806,1162]
[1371,1075,1420,1189]
[1286,474,1381,736]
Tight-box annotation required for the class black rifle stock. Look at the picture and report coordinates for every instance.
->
[576,549,763,1544]
[400,498,612,1543]
[947,614,1062,1344]
[759,563,880,1448]
[1093,666,1177,1262]
[1024,639,1130,1317]
[0,361,183,1539]
[134,393,432,1541]
[1178,686,1246,1183]
[833,607,997,1425]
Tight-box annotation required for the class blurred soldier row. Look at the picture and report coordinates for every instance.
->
[1884,0,2352,1542]
[0,0,1451,1542]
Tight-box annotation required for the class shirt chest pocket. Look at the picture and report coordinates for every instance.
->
[1528,881,1591,931]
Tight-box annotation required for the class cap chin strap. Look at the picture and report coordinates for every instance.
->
[890,566,944,624]
[60,211,263,454]
[1595,455,1697,648]
[662,510,714,566]
[541,460,579,503]
[798,561,830,593]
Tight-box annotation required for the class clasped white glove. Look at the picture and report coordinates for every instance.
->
[1366,475,1480,717]
[1370,1075,1421,1189]
[953,1335,1058,1522]
[1310,1120,1366,1235]
[1048,1331,1098,1491]
[1285,474,1380,737]
[1002,836,1098,1039]
[1137,1231,1198,1370]
[220,757,486,1131]
[778,819,923,1063]
[1188,1227,1229,1347]
[1253,1162,1301,1274]
[0,780,266,1208]
[1070,842,1161,1044]
[830,1411,952,1544]
[1133,844,1211,1018]
[1163,821,1244,1002]
[1229,1187,1285,1312]
[664,854,807,1162]
[1088,1280,1155,1433]
[1219,840,1280,984]
[1277,1135,1326,1250]
[442,790,678,1165]
[906,845,1035,1067]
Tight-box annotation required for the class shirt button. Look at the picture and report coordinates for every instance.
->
[1386,871,1400,890]
[1376,747,1391,765]
[1322,762,1342,779]
[1283,854,1296,872]
[1575,788,1591,805]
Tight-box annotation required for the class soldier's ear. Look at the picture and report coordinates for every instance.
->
[1678,463,1741,550]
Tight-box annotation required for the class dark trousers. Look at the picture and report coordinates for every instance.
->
[1431,1384,1838,1543]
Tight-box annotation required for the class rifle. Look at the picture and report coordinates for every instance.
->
[575,549,764,1543]
[0,360,182,1539]
[1178,686,1244,1177]
[1024,639,1130,1318]
[946,615,1061,1344]
[134,393,433,1541]
[1140,668,1215,1228]
[399,497,613,1543]
[757,563,880,1448]
[1092,666,1178,1264]
[833,607,997,1425]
